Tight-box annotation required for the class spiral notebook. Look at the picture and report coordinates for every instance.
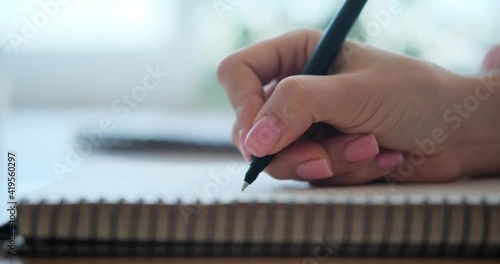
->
[10,158,500,257]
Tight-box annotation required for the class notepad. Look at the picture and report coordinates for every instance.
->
[12,157,500,257]
[84,111,236,154]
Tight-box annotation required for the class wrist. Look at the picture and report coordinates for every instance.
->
[452,71,500,177]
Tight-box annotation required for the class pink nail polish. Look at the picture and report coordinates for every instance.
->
[245,116,282,157]
[376,150,404,170]
[239,130,252,162]
[296,159,333,179]
[344,135,379,162]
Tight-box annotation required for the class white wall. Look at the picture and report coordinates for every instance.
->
[0,0,207,109]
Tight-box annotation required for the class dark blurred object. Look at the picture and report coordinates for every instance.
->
[90,132,238,154]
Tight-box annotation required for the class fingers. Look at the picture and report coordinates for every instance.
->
[376,150,404,170]
[244,73,369,157]
[238,129,252,162]
[265,134,403,181]
[481,45,500,72]
[309,160,387,186]
[309,149,404,186]
[265,139,332,181]
[263,79,278,101]
[218,29,322,135]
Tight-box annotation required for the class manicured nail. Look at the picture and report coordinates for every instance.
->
[239,130,252,162]
[245,116,282,157]
[296,159,333,179]
[344,135,379,162]
[376,150,404,170]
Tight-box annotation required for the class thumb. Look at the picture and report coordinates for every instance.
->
[244,74,363,157]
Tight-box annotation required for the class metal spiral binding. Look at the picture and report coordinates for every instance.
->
[48,199,64,255]
[359,199,372,257]
[172,199,183,255]
[323,201,334,252]
[243,200,257,256]
[29,199,44,254]
[437,198,451,256]
[15,193,500,257]
[68,198,82,254]
[476,197,490,256]
[301,201,315,256]
[263,199,277,256]
[112,199,125,256]
[90,199,102,255]
[148,198,162,255]
[398,197,412,257]
[417,196,431,256]
[187,199,202,256]
[282,198,295,256]
[130,199,143,255]
[457,197,470,257]
[165,199,175,251]
[204,199,217,255]
[376,197,391,256]
[341,199,352,256]
[223,202,236,256]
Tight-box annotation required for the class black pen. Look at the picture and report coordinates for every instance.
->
[242,0,368,191]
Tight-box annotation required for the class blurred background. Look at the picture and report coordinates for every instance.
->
[1,0,500,223]
[0,0,499,112]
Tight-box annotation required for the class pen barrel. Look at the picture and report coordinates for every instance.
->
[245,155,274,184]
[301,0,368,76]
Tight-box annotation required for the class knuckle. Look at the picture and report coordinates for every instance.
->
[217,55,237,85]
[276,77,311,108]
[267,77,309,128]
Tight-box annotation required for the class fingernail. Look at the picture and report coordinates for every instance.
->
[296,159,333,179]
[239,130,252,162]
[344,135,379,162]
[245,115,282,157]
[376,150,404,170]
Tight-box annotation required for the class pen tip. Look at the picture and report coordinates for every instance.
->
[241,182,249,191]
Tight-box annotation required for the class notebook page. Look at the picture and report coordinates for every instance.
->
[23,156,500,205]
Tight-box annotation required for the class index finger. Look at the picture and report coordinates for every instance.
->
[217,29,322,134]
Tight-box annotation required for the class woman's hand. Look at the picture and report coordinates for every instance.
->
[217,29,500,185]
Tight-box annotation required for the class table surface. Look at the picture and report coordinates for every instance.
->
[3,257,497,264]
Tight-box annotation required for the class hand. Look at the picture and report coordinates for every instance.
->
[217,29,500,185]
